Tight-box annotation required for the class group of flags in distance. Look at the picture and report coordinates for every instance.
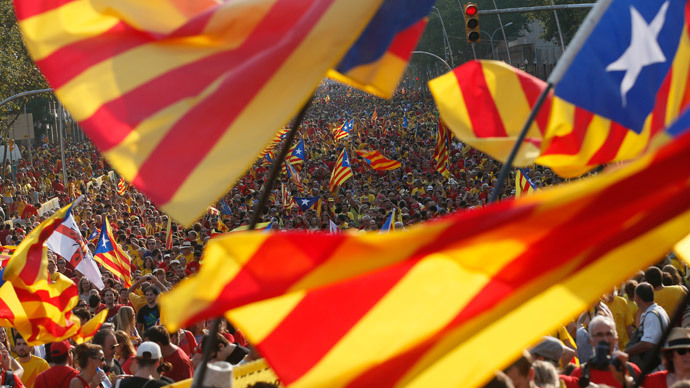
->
[0,201,107,345]
[13,0,436,225]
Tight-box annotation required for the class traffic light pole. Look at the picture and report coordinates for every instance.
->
[478,3,595,15]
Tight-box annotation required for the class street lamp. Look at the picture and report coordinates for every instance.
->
[487,22,513,62]
[430,6,455,68]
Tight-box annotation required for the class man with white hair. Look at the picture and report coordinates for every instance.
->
[562,315,639,388]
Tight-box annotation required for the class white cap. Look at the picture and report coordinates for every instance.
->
[136,341,162,359]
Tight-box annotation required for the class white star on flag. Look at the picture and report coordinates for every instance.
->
[606,1,669,106]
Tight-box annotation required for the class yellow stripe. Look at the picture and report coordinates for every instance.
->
[19,0,120,61]
[665,26,690,123]
[403,204,690,388]
[160,233,266,331]
[55,0,275,122]
[482,61,541,140]
[162,0,387,224]
[327,52,407,99]
[428,72,474,140]
[95,0,216,36]
[227,291,306,344]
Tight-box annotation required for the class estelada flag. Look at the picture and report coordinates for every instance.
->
[15,0,434,225]
[160,128,690,387]
[430,1,690,177]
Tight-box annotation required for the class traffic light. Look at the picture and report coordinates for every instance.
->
[464,3,480,43]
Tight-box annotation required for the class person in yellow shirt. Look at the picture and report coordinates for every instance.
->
[14,336,49,388]
[603,291,634,349]
[646,266,687,317]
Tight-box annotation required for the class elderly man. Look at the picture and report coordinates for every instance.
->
[563,316,639,388]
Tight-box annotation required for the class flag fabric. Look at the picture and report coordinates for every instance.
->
[433,119,451,176]
[87,229,100,242]
[260,129,290,159]
[219,199,233,216]
[329,149,353,193]
[264,221,274,232]
[325,95,331,104]
[329,220,339,234]
[0,246,16,268]
[333,119,354,141]
[287,138,306,166]
[161,128,690,387]
[515,168,538,198]
[263,151,275,167]
[327,0,434,98]
[216,218,230,234]
[46,211,104,289]
[285,160,305,192]
[431,0,690,177]
[15,0,428,226]
[371,107,378,124]
[281,183,297,210]
[165,217,173,250]
[231,222,273,232]
[294,197,322,217]
[117,177,126,195]
[355,149,402,171]
[208,207,220,216]
[379,209,395,233]
[2,200,107,345]
[94,217,133,288]
[403,114,408,129]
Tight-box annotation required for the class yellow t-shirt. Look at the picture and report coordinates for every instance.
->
[655,285,687,317]
[604,296,634,349]
[624,295,639,320]
[129,292,147,313]
[17,355,49,388]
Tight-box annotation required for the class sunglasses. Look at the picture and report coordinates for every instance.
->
[92,356,105,361]
[676,348,690,356]
[111,344,119,350]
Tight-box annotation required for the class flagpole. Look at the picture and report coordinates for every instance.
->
[487,0,613,204]
[191,95,313,388]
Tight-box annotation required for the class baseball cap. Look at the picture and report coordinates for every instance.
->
[50,340,73,357]
[530,337,566,364]
[136,341,162,359]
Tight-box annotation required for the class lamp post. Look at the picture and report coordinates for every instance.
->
[431,7,455,68]
[485,22,513,62]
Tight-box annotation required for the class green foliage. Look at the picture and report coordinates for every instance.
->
[0,1,49,113]
[529,0,589,44]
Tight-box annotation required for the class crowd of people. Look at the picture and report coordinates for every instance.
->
[0,82,683,388]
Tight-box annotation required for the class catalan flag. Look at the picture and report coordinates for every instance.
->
[285,160,305,192]
[261,129,290,159]
[117,177,126,196]
[433,119,451,176]
[294,197,322,217]
[286,138,306,167]
[165,217,173,250]
[515,168,538,198]
[2,201,107,345]
[431,1,690,177]
[161,128,690,387]
[94,217,132,287]
[379,209,395,233]
[281,183,296,211]
[371,107,378,124]
[15,0,430,226]
[355,149,402,170]
[333,119,353,141]
[0,246,16,268]
[329,148,353,193]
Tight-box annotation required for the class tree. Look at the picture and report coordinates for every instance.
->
[529,0,589,45]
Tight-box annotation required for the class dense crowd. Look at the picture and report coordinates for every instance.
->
[2,83,687,388]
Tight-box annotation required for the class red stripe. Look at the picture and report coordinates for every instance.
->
[540,107,593,156]
[587,121,628,165]
[650,68,673,136]
[78,0,333,154]
[516,69,551,134]
[387,20,426,60]
[26,316,77,342]
[15,284,77,309]
[94,0,337,205]
[454,62,508,138]
[19,216,63,285]
[257,259,420,385]
[14,0,76,20]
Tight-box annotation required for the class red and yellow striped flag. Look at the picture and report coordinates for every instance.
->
[515,168,537,198]
[165,217,173,251]
[117,177,126,196]
[430,57,690,177]
[1,200,107,345]
[161,130,690,387]
[15,0,429,226]
[354,149,401,171]
[94,217,133,287]
[0,246,16,268]
[328,148,353,193]
[433,119,450,176]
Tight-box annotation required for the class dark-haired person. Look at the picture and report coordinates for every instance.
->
[136,286,161,333]
[15,336,49,388]
[144,326,192,382]
[69,343,104,388]
[644,327,690,388]
[116,342,168,388]
[626,282,669,370]
[34,340,78,388]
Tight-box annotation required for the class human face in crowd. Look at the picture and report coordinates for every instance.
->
[145,289,158,305]
[14,338,29,358]
[103,333,118,362]
[589,320,617,353]
[103,289,115,306]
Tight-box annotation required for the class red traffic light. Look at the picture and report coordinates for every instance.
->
[465,5,477,16]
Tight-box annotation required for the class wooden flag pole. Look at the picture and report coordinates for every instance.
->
[191,96,313,388]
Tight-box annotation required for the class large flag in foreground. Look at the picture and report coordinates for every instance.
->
[430,0,690,177]
[14,0,433,225]
[1,201,106,345]
[94,217,132,287]
[161,128,690,387]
